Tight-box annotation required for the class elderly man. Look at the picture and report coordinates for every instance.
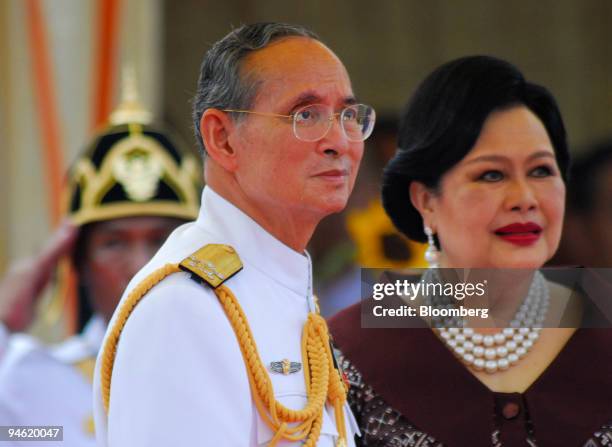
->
[93,23,375,446]
[0,83,200,446]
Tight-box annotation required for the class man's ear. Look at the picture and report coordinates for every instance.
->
[409,181,437,228]
[199,109,238,172]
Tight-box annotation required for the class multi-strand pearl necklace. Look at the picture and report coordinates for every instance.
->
[422,269,550,374]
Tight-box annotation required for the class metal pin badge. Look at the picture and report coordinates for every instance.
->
[270,359,301,375]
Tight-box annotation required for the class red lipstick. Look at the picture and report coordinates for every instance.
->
[494,222,542,246]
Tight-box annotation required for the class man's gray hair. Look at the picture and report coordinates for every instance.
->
[192,22,320,157]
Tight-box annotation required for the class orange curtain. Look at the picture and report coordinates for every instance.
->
[25,0,64,226]
[91,0,121,130]
[25,0,121,335]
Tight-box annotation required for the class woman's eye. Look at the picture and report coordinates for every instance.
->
[478,170,504,182]
[530,165,553,177]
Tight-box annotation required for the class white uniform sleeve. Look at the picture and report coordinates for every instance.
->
[102,274,254,446]
[0,369,19,440]
[0,323,7,363]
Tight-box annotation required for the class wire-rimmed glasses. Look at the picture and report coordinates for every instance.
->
[223,103,376,142]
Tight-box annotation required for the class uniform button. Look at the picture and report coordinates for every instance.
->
[502,402,520,419]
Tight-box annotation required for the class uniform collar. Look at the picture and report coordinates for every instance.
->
[194,186,312,299]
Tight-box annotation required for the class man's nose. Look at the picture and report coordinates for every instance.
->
[318,115,350,157]
[125,243,155,277]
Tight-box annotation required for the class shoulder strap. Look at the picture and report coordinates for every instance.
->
[179,243,243,288]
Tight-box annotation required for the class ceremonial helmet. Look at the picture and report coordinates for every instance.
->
[66,71,201,225]
[54,70,201,334]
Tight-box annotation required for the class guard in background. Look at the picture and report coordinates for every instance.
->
[0,76,200,446]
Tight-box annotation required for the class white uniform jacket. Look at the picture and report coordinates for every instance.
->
[93,186,358,446]
[0,316,105,446]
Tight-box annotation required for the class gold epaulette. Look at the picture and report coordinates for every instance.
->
[179,244,243,288]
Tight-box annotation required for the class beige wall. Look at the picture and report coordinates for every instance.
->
[160,0,612,276]
[2,0,610,266]
[1,0,163,340]
[2,0,611,266]
[0,0,9,272]
[163,0,612,152]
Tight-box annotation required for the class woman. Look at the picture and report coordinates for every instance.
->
[329,56,612,446]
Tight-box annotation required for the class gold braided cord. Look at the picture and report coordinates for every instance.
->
[100,264,347,446]
[216,285,347,445]
[101,263,182,413]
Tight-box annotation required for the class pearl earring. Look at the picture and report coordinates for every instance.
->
[424,226,440,268]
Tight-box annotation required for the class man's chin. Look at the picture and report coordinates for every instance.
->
[316,196,350,216]
[297,187,350,217]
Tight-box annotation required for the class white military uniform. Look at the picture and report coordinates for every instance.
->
[93,186,358,446]
[0,323,7,361]
[0,316,106,446]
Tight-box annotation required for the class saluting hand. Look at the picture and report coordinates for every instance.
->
[0,221,79,332]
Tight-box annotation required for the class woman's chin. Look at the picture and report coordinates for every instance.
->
[495,260,543,269]
[486,241,552,269]
[489,252,548,269]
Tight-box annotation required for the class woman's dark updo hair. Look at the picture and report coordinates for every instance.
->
[382,55,570,243]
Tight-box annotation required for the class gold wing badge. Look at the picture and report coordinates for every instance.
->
[269,358,302,375]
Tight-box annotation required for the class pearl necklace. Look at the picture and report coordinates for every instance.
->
[422,269,550,374]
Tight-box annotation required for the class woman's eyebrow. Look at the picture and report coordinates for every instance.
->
[464,151,555,165]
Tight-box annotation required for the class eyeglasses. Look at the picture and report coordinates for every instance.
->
[223,103,376,142]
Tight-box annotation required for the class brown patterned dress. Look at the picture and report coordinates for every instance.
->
[329,303,612,447]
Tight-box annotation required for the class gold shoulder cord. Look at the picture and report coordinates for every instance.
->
[100,244,348,446]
